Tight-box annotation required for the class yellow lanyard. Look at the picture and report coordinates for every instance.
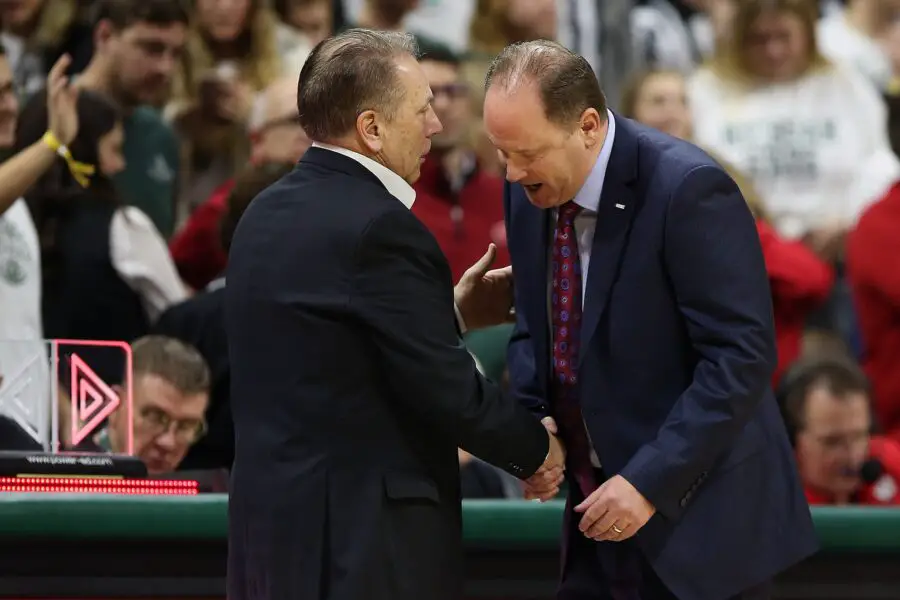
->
[42,130,96,188]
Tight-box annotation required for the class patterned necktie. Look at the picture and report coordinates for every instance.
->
[551,201,597,499]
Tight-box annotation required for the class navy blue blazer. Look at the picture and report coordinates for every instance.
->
[504,115,818,600]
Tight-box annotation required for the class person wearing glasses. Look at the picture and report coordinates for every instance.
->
[779,355,900,506]
[75,335,210,475]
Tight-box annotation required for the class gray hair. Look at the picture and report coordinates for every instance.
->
[485,40,607,128]
[131,336,210,396]
[297,29,419,142]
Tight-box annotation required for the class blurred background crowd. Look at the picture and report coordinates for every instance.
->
[0,0,899,509]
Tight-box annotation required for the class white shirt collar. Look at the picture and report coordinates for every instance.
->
[311,142,417,209]
[572,109,616,213]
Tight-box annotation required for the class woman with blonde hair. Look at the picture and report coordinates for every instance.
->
[623,67,835,385]
[689,0,899,251]
[167,0,311,220]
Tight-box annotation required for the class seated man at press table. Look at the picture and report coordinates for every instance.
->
[74,335,210,476]
[780,356,900,505]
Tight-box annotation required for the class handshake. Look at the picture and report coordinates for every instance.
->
[523,416,567,502]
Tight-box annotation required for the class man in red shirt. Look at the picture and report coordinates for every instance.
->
[846,181,900,444]
[412,47,508,283]
[780,356,900,505]
[169,76,310,290]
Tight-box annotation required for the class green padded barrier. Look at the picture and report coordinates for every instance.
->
[0,495,898,552]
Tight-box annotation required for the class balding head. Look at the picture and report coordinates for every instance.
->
[485,40,606,130]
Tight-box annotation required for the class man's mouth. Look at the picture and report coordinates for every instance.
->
[524,183,543,193]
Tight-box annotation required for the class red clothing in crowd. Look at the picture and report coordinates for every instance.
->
[847,182,900,442]
[169,179,235,291]
[805,435,900,505]
[412,153,508,283]
[756,220,834,386]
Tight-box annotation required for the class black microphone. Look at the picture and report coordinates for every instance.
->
[860,458,884,484]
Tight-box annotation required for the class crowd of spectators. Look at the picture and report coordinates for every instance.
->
[0,0,898,507]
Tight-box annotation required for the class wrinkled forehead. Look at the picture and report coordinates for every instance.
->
[483,84,559,150]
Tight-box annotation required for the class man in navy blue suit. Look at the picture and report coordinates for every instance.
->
[484,41,819,600]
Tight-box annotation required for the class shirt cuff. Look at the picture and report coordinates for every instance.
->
[454,302,468,335]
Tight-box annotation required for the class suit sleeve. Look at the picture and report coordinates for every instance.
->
[503,182,550,419]
[619,165,777,520]
[353,208,549,479]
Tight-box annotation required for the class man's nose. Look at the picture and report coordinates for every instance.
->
[154,428,179,450]
[506,161,527,183]
[155,53,178,78]
[428,111,443,136]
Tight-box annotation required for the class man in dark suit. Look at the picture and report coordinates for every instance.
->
[485,41,819,600]
[224,29,564,600]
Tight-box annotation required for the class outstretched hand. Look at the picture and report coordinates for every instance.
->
[46,54,78,146]
[453,244,515,331]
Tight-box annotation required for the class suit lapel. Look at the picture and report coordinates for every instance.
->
[578,116,640,367]
[520,202,552,392]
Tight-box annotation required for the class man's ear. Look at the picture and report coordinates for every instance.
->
[356,109,383,153]
[93,19,116,52]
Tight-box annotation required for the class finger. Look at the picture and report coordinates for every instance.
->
[614,522,637,541]
[469,243,497,276]
[574,483,605,513]
[540,417,558,434]
[526,473,563,495]
[484,265,512,281]
[578,501,609,533]
[586,511,620,540]
[48,54,71,83]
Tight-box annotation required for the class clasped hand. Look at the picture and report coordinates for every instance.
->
[453,244,515,331]
[522,417,566,502]
[523,418,656,542]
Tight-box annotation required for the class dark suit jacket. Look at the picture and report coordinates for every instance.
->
[151,286,233,471]
[224,147,549,600]
[505,116,818,600]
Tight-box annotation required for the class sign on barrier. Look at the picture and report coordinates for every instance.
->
[0,339,132,455]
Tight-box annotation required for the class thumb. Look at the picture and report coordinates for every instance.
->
[469,243,497,276]
[541,416,558,434]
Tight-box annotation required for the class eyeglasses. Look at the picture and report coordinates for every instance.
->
[139,406,206,444]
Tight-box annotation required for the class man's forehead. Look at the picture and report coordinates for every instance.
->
[805,389,869,424]
[119,21,186,41]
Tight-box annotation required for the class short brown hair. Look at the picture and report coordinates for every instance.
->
[484,40,607,129]
[131,336,210,396]
[297,28,418,142]
[780,356,871,435]
[91,0,189,31]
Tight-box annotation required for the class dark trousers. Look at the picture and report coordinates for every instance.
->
[558,473,771,600]
[558,530,771,600]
